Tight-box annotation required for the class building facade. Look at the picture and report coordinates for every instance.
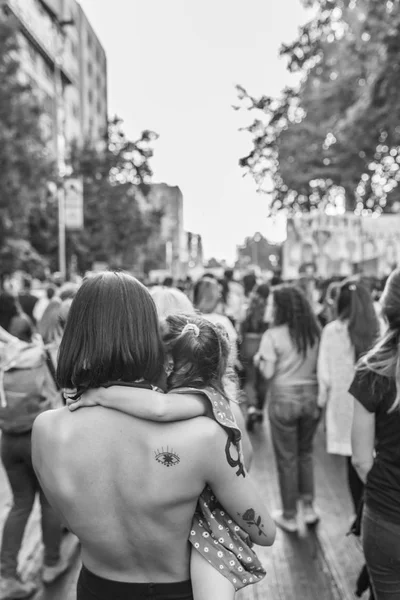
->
[0,0,107,155]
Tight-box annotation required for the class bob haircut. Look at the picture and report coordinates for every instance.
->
[57,272,165,393]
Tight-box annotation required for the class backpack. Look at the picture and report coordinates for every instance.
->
[0,339,58,434]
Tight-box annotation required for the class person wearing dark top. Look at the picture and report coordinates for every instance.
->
[18,277,38,324]
[350,268,400,600]
[0,293,34,343]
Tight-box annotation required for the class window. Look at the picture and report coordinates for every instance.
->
[87,31,92,49]
[88,89,93,104]
[96,99,102,115]
[72,103,79,119]
[87,61,93,77]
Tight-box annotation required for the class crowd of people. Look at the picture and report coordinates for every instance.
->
[0,266,398,600]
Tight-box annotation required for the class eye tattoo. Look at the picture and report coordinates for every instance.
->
[238,508,267,537]
[154,446,180,467]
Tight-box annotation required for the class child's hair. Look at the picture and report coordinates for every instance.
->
[161,313,230,399]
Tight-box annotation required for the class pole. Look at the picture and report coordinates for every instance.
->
[54,50,66,280]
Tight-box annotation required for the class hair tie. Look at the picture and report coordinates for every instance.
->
[182,323,200,338]
[349,284,356,291]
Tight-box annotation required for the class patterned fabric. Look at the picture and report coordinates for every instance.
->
[173,387,266,590]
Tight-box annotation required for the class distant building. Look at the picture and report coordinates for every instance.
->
[185,231,204,274]
[0,0,108,153]
[146,183,186,280]
[236,233,282,273]
[135,183,188,279]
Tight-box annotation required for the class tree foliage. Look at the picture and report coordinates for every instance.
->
[0,20,164,278]
[237,0,400,214]
[0,20,55,276]
[70,118,163,273]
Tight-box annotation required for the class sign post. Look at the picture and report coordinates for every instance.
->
[64,178,84,230]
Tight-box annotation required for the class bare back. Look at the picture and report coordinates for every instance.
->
[33,406,210,583]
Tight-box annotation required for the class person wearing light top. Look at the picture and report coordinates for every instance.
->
[317,279,379,514]
[255,284,321,533]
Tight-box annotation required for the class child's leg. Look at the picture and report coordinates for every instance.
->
[190,548,235,600]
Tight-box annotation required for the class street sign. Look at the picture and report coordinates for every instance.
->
[64,177,84,230]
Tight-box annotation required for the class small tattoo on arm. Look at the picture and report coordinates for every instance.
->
[154,447,180,467]
[238,508,267,537]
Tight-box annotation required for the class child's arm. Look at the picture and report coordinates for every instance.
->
[67,386,210,421]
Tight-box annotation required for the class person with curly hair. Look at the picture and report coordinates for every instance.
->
[254,284,321,532]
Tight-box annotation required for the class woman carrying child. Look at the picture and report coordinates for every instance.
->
[68,310,273,599]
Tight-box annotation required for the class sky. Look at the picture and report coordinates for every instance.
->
[79,0,310,261]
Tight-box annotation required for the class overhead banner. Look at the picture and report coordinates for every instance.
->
[283,213,400,279]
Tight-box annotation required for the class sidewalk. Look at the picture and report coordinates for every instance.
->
[237,420,364,600]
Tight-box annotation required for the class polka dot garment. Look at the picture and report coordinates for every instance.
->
[191,486,266,590]
[174,387,267,590]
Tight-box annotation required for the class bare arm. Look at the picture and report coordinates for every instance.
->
[204,421,276,546]
[351,399,375,483]
[230,401,253,471]
[0,325,18,344]
[67,386,209,421]
[317,328,331,408]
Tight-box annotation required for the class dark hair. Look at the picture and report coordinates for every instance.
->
[0,292,19,332]
[242,283,270,335]
[161,313,230,398]
[22,277,32,291]
[243,272,257,297]
[337,278,379,360]
[57,272,165,393]
[193,277,220,314]
[162,276,173,288]
[46,286,56,300]
[272,284,320,355]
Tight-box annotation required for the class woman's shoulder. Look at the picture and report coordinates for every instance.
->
[267,324,289,339]
[321,320,350,342]
[349,367,395,412]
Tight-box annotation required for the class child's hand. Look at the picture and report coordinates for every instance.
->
[66,388,101,412]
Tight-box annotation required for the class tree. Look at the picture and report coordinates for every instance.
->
[0,19,55,277]
[237,0,400,214]
[70,118,163,273]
